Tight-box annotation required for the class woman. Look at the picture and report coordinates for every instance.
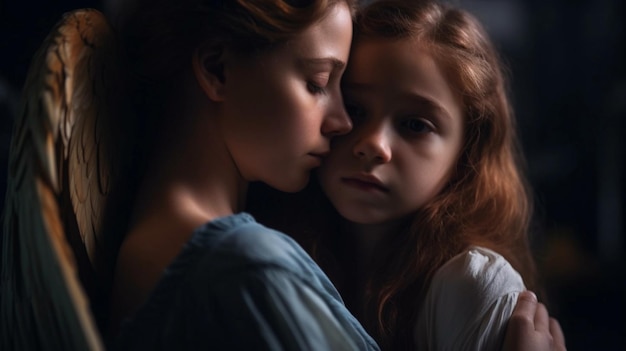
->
[109,0,379,349]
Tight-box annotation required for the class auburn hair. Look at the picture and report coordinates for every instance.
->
[345,0,539,348]
[249,0,538,349]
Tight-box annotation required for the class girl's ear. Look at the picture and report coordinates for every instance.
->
[192,46,226,102]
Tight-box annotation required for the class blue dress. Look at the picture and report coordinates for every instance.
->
[115,213,379,350]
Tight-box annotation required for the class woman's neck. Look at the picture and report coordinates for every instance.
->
[110,94,248,334]
[132,82,248,232]
[133,140,248,231]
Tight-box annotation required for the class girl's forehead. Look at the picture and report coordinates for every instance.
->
[344,37,463,122]
[346,38,438,86]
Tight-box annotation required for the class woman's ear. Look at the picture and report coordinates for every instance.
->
[192,46,226,102]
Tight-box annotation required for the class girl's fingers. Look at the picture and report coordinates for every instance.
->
[549,317,567,350]
[534,302,550,332]
[510,290,538,327]
[503,291,568,351]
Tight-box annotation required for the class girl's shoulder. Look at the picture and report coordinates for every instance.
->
[434,246,524,297]
[414,246,525,351]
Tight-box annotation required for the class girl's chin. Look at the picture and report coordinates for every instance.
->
[336,207,387,225]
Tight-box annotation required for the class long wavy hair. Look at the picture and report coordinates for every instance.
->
[346,0,539,348]
[250,0,538,349]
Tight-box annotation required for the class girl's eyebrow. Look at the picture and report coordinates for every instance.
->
[404,93,453,121]
[343,82,453,120]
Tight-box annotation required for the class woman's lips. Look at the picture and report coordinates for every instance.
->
[307,151,329,166]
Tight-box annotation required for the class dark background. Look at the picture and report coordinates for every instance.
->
[1,0,624,349]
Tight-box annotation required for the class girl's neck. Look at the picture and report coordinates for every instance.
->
[338,217,408,317]
[341,218,406,271]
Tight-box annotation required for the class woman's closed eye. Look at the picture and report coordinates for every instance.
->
[307,81,326,94]
[307,73,330,95]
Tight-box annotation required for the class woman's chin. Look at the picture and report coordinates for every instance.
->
[267,174,310,194]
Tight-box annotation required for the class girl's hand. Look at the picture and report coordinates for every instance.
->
[502,291,567,351]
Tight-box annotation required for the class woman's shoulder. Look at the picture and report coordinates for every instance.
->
[182,212,332,290]
[189,212,312,268]
[115,213,376,350]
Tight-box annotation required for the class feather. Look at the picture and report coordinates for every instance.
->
[1,8,131,350]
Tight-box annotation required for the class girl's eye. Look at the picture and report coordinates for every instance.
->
[307,82,325,94]
[344,102,366,124]
[401,118,434,134]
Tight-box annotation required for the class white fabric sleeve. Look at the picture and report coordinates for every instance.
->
[414,246,526,351]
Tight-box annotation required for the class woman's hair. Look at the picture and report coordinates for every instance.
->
[119,0,354,85]
[117,0,355,151]
[106,0,356,297]
[251,0,538,349]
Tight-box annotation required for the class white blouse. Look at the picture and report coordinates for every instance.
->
[414,246,525,351]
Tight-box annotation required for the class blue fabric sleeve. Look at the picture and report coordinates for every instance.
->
[186,265,366,350]
[114,214,380,351]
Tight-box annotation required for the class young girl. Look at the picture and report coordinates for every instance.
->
[249,0,565,350]
[107,0,382,349]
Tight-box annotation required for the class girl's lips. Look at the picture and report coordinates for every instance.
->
[341,176,389,192]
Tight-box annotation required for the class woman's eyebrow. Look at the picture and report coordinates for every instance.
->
[299,57,346,69]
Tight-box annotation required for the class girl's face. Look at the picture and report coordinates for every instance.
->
[218,2,353,193]
[318,38,465,225]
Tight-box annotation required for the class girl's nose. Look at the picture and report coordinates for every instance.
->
[352,124,392,164]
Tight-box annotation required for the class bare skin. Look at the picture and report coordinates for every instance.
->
[109,3,354,335]
[503,291,567,351]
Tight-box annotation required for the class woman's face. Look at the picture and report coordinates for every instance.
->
[218,2,353,193]
[318,38,465,225]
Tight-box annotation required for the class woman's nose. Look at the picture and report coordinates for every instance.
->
[321,94,353,137]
